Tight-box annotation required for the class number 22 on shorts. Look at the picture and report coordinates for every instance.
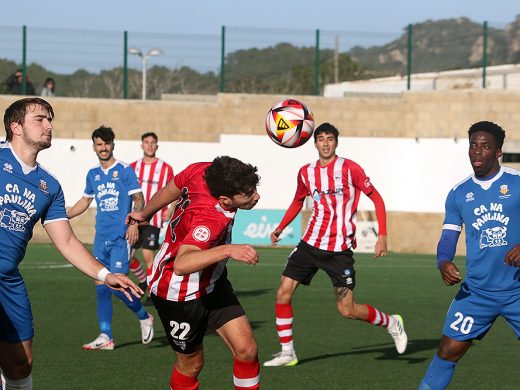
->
[170,320,191,340]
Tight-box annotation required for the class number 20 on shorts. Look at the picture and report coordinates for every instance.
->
[450,312,474,335]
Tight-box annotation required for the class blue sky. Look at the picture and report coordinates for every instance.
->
[7,0,519,34]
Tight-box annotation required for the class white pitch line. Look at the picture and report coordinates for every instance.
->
[20,263,73,269]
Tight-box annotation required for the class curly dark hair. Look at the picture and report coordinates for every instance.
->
[91,125,115,143]
[204,156,260,198]
[4,98,54,141]
[468,121,505,149]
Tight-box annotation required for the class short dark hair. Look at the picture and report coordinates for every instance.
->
[468,121,505,149]
[141,132,158,142]
[204,156,260,198]
[92,126,115,143]
[4,98,54,142]
[314,122,339,142]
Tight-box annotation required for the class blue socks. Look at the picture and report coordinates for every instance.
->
[112,289,148,320]
[96,284,113,339]
[419,354,456,390]
[96,284,149,341]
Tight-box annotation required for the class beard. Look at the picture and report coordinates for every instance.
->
[22,130,51,150]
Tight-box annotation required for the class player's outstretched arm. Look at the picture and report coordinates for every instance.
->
[127,180,181,226]
[439,261,462,286]
[173,244,259,275]
[504,244,520,267]
[67,196,93,219]
[44,220,142,300]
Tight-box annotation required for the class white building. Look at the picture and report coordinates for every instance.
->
[324,64,520,97]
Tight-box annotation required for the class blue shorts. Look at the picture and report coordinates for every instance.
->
[442,282,520,341]
[0,272,34,343]
[93,237,131,274]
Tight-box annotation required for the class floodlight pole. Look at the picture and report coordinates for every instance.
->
[128,47,163,100]
[142,55,148,101]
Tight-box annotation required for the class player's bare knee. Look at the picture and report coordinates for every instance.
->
[275,289,292,304]
[437,337,470,362]
[234,342,258,362]
[3,357,32,379]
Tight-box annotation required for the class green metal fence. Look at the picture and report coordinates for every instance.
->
[0,20,512,99]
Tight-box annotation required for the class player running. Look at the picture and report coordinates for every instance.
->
[419,121,520,389]
[127,156,261,390]
[264,122,407,367]
[0,98,141,390]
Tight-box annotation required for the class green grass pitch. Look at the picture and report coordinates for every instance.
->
[19,244,518,389]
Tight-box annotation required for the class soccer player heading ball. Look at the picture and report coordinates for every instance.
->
[127,156,261,390]
[419,121,520,389]
[264,122,408,368]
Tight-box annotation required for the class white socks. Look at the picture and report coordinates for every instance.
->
[3,374,32,390]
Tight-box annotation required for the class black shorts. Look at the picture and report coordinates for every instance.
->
[282,240,356,289]
[151,277,245,354]
[134,225,161,250]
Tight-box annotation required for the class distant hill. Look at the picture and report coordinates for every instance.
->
[350,16,520,75]
[2,16,520,97]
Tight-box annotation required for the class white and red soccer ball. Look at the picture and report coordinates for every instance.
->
[265,99,315,148]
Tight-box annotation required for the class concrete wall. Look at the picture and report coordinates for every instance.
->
[2,90,520,142]
[4,90,518,254]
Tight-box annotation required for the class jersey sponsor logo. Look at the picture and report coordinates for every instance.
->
[471,202,509,231]
[465,192,474,202]
[0,183,37,217]
[96,182,120,211]
[3,162,13,173]
[192,226,210,242]
[0,207,30,232]
[99,197,119,212]
[479,226,508,249]
[312,187,344,201]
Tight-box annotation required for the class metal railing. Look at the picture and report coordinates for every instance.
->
[0,19,510,99]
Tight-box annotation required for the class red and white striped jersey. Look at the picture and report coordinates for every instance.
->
[131,158,174,227]
[297,156,375,252]
[148,162,236,302]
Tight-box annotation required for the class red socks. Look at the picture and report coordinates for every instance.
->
[233,357,260,390]
[170,368,199,390]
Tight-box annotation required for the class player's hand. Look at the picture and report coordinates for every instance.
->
[125,223,139,246]
[270,228,282,246]
[439,261,462,286]
[504,244,520,267]
[104,273,143,301]
[229,244,259,266]
[374,235,387,258]
[126,211,146,226]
